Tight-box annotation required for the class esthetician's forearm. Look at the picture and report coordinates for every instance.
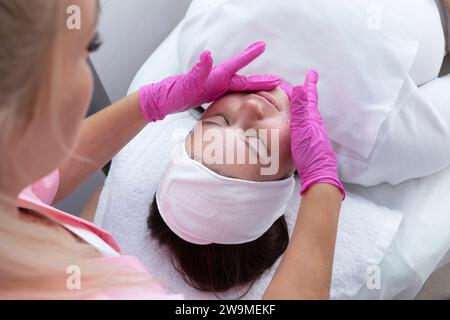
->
[54,92,148,203]
[263,184,342,300]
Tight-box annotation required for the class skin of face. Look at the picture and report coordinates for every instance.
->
[186,87,295,182]
[8,0,98,189]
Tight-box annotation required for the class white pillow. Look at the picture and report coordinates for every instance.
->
[177,0,421,159]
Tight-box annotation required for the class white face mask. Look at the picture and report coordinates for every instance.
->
[156,140,296,245]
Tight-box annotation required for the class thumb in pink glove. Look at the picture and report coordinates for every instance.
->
[138,41,280,122]
[289,70,345,200]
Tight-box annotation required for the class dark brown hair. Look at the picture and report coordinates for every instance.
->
[147,194,289,293]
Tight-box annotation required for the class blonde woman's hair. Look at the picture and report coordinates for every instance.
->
[0,0,151,299]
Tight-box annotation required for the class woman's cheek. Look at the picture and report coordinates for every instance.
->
[69,60,92,117]
[59,59,94,146]
[281,125,292,155]
[274,120,293,163]
[73,59,94,118]
[267,119,290,147]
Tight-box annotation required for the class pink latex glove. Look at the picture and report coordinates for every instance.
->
[279,80,294,101]
[288,70,346,200]
[138,42,280,122]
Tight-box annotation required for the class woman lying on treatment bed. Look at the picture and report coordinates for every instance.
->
[146,70,345,293]
[148,87,293,292]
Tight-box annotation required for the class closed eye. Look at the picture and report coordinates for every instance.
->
[214,113,269,153]
[201,113,230,127]
[201,113,270,156]
[216,113,230,126]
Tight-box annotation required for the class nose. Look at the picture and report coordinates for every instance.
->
[237,100,265,126]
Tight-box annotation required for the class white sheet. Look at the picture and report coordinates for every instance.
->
[178,0,423,160]
[176,0,450,188]
[119,20,450,299]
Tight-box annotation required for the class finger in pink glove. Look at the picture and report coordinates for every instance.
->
[290,70,346,200]
[138,42,281,122]
[279,80,295,101]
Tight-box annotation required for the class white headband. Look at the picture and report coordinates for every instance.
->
[156,141,296,245]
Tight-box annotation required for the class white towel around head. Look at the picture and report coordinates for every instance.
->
[95,112,403,299]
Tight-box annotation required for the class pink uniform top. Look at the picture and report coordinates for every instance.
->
[17,170,182,300]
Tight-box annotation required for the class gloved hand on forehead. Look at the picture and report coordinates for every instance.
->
[286,70,346,200]
[138,41,281,122]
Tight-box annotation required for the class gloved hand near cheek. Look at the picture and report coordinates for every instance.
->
[279,80,294,101]
[286,70,346,200]
[138,41,281,122]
